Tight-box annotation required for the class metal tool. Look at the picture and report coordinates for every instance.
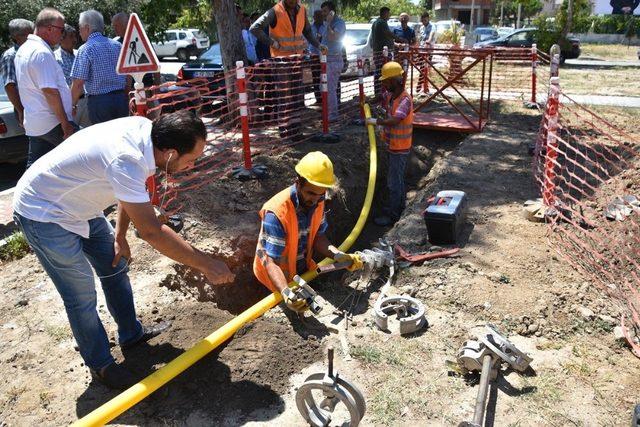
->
[456,325,532,427]
[296,347,366,427]
[293,275,323,315]
[373,295,427,335]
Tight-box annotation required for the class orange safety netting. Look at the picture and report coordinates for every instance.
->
[534,86,640,357]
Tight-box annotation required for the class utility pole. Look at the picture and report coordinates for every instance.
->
[500,2,504,27]
[470,0,475,32]
[516,3,522,28]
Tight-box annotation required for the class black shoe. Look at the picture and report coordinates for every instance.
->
[90,362,138,390]
[121,321,171,350]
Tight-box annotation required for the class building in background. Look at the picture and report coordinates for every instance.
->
[433,0,493,25]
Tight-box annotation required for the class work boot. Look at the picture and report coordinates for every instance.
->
[90,362,138,390]
[121,321,171,350]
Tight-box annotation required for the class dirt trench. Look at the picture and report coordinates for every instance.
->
[155,125,465,316]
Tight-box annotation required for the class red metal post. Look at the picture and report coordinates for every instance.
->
[357,55,365,119]
[236,60,253,170]
[531,43,538,105]
[543,76,560,208]
[320,53,329,134]
[134,80,160,206]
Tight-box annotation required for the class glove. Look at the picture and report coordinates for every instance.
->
[320,45,329,55]
[334,252,364,272]
[365,118,378,126]
[281,287,308,313]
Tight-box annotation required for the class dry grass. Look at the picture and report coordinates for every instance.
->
[580,43,639,62]
[559,66,640,97]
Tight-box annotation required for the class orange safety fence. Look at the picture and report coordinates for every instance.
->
[533,78,640,357]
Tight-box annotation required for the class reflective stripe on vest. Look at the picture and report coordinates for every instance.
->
[253,187,324,293]
[270,2,307,57]
[384,90,414,152]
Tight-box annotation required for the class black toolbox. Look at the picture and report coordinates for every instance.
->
[423,190,467,244]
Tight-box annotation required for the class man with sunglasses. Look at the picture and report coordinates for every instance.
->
[15,7,77,168]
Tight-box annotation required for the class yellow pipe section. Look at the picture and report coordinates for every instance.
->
[73,104,378,426]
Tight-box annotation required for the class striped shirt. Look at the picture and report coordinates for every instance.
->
[71,32,126,95]
[260,185,328,272]
[0,45,18,87]
[54,47,76,87]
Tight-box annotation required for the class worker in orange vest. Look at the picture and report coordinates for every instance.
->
[250,0,327,142]
[366,62,414,227]
[253,152,362,312]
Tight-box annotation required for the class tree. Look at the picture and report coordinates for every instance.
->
[341,0,424,23]
[491,0,542,26]
[211,0,246,72]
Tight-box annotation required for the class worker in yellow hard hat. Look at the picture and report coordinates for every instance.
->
[367,61,414,226]
[253,151,363,312]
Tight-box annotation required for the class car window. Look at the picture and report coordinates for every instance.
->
[344,29,370,46]
[508,32,528,42]
[200,44,222,63]
[192,30,207,38]
[179,32,187,40]
[165,32,177,41]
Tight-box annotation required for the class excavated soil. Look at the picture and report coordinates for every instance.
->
[1,102,639,426]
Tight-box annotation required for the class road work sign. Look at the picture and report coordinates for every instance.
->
[116,13,160,75]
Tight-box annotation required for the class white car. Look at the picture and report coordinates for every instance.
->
[152,29,210,61]
[342,23,374,77]
[0,86,27,164]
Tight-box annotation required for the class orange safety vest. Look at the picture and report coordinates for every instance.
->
[253,187,325,292]
[270,1,307,57]
[382,90,414,152]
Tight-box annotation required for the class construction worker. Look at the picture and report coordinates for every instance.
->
[250,0,327,142]
[253,152,362,312]
[366,62,414,227]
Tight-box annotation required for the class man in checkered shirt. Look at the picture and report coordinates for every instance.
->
[1,19,34,126]
[71,10,128,125]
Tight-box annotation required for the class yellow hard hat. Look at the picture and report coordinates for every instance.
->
[295,151,336,188]
[380,61,404,81]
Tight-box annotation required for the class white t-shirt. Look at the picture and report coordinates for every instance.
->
[15,34,73,136]
[13,116,157,238]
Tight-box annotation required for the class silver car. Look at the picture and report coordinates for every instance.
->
[0,86,28,164]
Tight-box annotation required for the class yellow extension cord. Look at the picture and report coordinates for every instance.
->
[73,104,378,426]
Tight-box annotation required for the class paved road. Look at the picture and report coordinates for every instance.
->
[160,58,187,80]
[566,58,640,68]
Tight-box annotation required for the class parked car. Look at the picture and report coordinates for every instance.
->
[152,28,210,61]
[0,86,27,164]
[471,26,498,43]
[432,20,462,43]
[176,43,226,114]
[474,28,581,63]
[342,23,374,76]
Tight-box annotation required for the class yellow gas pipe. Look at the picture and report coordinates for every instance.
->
[73,104,378,426]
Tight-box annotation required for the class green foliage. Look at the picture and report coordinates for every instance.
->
[341,0,424,23]
[532,15,562,53]
[572,14,640,36]
[0,231,30,262]
[556,0,590,34]
[437,20,464,44]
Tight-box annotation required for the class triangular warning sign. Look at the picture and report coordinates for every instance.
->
[116,13,160,75]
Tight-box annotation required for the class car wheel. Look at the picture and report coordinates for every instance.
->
[177,48,188,62]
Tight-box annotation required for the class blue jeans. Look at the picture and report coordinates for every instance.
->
[14,214,143,370]
[387,151,409,221]
[87,91,129,124]
[26,122,77,169]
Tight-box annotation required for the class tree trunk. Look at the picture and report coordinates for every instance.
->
[211,0,247,124]
[211,0,247,72]
[561,0,573,39]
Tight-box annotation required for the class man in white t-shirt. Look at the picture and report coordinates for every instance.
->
[15,7,76,168]
[13,111,235,390]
